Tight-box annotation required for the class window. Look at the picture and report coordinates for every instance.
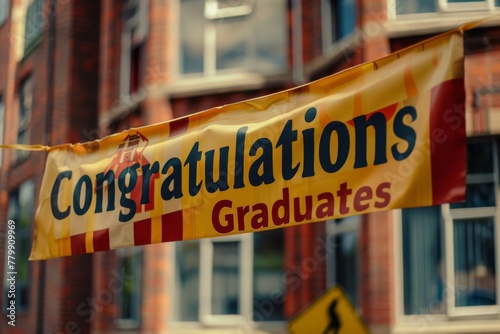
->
[174,230,284,327]
[401,206,444,315]
[17,76,33,162]
[401,139,499,317]
[120,0,149,96]
[394,0,497,16]
[444,140,498,315]
[116,247,143,328]
[0,0,9,26]
[322,0,357,53]
[24,0,43,56]
[179,0,287,76]
[3,180,35,312]
[326,216,361,307]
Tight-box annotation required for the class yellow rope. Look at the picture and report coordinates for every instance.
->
[0,144,50,151]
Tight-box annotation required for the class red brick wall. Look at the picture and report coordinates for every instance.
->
[99,0,122,121]
[301,0,323,64]
[0,0,52,331]
[360,211,395,326]
[284,222,328,319]
[359,0,390,63]
[0,1,100,333]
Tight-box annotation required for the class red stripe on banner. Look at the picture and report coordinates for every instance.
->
[134,218,152,246]
[70,233,86,255]
[430,78,467,205]
[161,210,183,242]
[93,229,110,252]
[169,117,189,137]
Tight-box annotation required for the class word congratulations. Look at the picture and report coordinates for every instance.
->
[50,105,417,226]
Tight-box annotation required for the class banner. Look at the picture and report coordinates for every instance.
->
[30,29,466,260]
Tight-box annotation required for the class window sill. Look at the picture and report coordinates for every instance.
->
[115,319,140,330]
[393,317,500,333]
[167,72,289,98]
[386,12,500,38]
[168,321,286,334]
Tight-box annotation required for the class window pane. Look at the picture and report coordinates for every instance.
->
[327,0,357,43]
[117,247,142,322]
[216,0,286,72]
[467,141,493,174]
[176,240,200,321]
[450,182,495,209]
[402,206,444,315]
[24,0,43,55]
[453,217,496,307]
[0,0,9,25]
[253,0,286,71]
[211,241,240,314]
[180,0,285,75]
[4,180,35,311]
[180,0,204,74]
[216,18,248,70]
[253,229,284,321]
[335,232,358,305]
[326,217,360,307]
[337,0,356,39]
[396,0,436,14]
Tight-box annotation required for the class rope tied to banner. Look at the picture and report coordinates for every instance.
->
[0,144,50,151]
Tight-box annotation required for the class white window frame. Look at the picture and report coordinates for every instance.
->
[191,0,256,77]
[394,140,500,331]
[176,0,289,83]
[442,141,500,317]
[438,0,494,12]
[321,0,358,56]
[199,234,253,326]
[321,0,335,55]
[115,246,143,329]
[120,0,149,97]
[204,0,254,20]
[171,232,286,330]
[387,0,499,24]
[325,216,361,290]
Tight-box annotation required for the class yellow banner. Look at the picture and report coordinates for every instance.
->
[30,29,466,260]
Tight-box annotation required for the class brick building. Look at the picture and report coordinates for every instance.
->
[1,0,500,333]
[0,0,100,333]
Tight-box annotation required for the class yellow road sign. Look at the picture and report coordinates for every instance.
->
[288,284,370,334]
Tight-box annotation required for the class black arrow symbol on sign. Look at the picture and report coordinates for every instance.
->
[323,298,341,334]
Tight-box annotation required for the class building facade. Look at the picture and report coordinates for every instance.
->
[0,0,100,333]
[1,0,500,333]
